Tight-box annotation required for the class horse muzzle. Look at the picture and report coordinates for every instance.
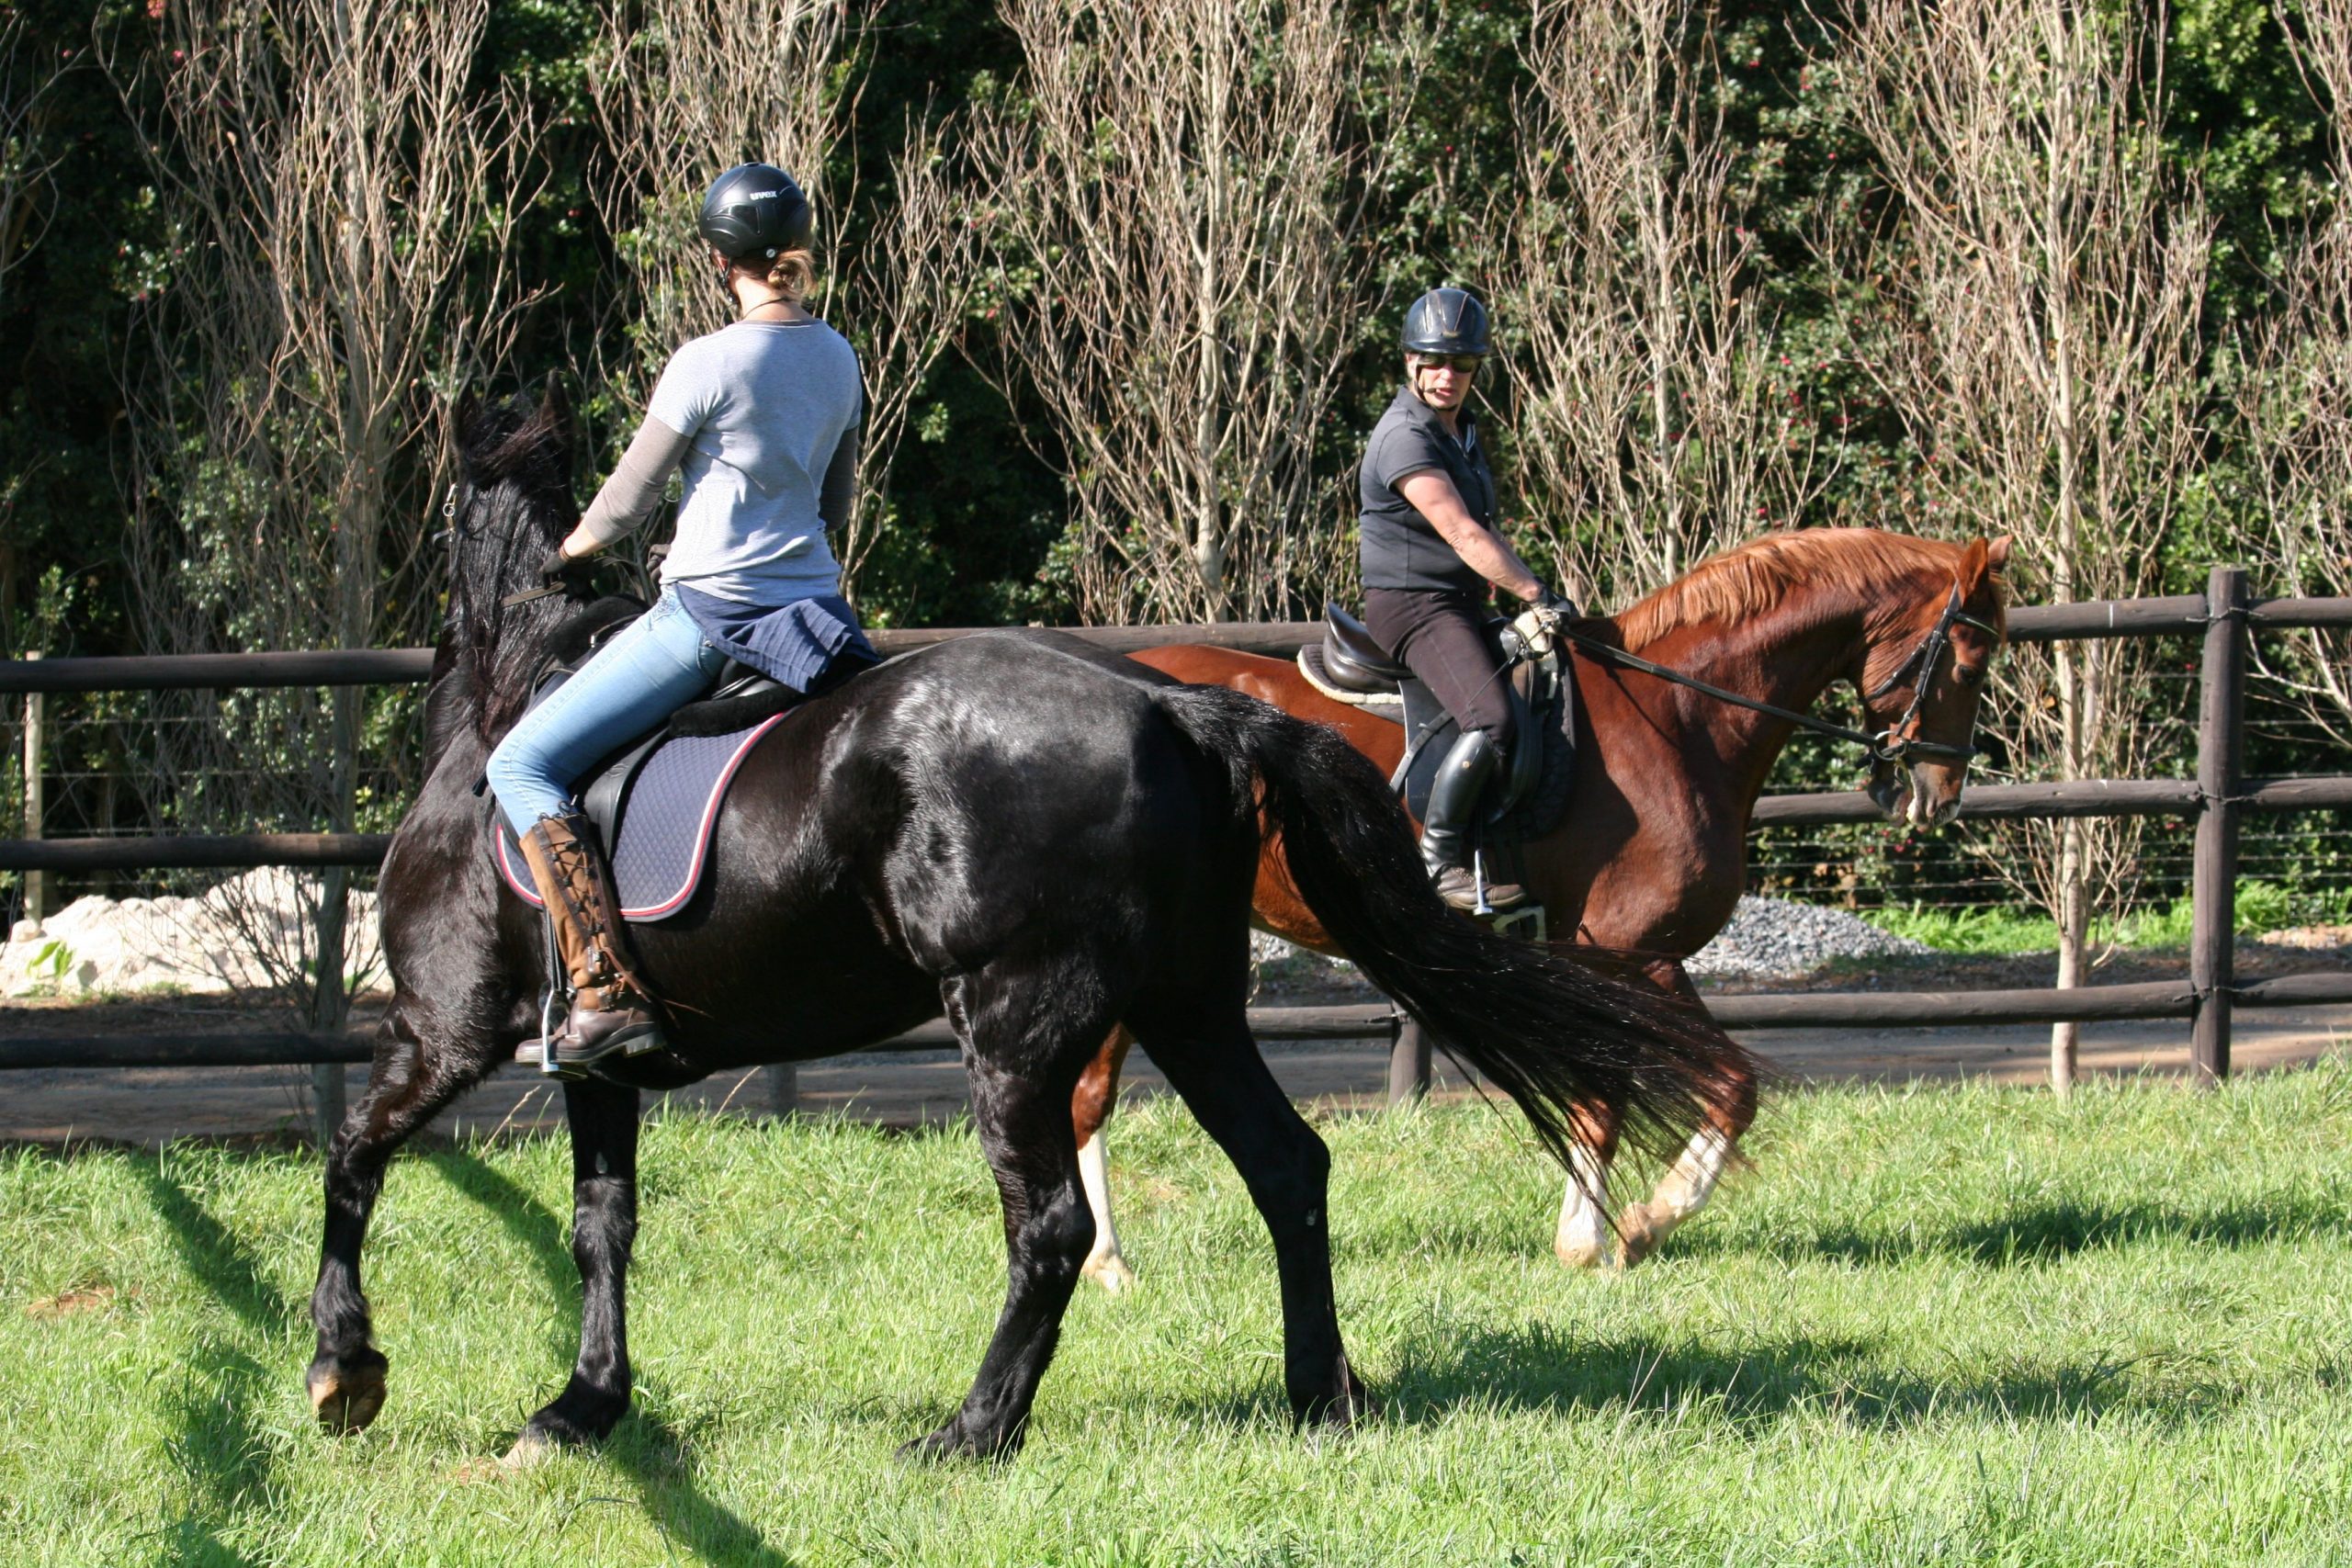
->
[1869,761,1965,830]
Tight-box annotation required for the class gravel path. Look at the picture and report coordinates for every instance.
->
[1684,895,1930,978]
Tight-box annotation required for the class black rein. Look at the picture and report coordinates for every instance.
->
[1552,581,1997,766]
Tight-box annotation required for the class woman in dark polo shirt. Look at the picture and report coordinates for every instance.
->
[1360,287,1570,911]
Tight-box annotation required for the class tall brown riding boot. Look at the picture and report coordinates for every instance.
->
[515,811,669,1070]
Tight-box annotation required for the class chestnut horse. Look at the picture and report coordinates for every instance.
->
[1072,529,2011,1285]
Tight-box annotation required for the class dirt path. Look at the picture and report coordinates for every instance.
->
[5,989,2347,1146]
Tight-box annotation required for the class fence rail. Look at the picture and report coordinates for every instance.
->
[7,571,2351,1131]
[9,592,2352,699]
[10,773,2352,872]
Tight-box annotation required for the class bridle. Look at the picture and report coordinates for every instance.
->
[1553,580,1997,766]
[1858,581,2001,764]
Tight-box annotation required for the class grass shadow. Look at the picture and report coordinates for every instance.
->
[1380,1322,2244,1433]
[1793,1192,2352,1269]
[131,1161,290,1563]
[147,1522,263,1568]
[133,1161,292,1334]
[1118,1321,2245,1438]
[424,1145,578,1303]
[603,1400,800,1568]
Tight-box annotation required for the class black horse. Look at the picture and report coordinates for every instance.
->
[305,389,1755,1462]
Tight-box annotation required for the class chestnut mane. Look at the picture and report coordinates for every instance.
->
[1611,530,1992,651]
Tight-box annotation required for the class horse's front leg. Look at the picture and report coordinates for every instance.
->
[310,1004,502,1432]
[1613,959,1753,1267]
[505,1078,642,1463]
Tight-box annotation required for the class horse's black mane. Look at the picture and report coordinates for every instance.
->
[428,387,599,761]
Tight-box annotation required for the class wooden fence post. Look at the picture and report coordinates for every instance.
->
[767,1061,799,1118]
[1386,1012,1430,1107]
[2191,565,2249,1088]
[20,651,42,924]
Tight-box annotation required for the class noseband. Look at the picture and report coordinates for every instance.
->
[1555,578,1996,767]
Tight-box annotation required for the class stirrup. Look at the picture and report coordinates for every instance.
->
[1471,849,1529,914]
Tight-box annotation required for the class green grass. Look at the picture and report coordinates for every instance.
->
[1870,879,2333,955]
[9,1070,2352,1565]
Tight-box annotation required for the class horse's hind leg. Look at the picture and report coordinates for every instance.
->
[1555,1103,1623,1269]
[1127,998,1373,1430]
[309,1002,502,1433]
[904,973,1102,1462]
[506,1078,640,1464]
[1073,1027,1136,1293]
[1616,1063,1755,1267]
[1601,959,1753,1268]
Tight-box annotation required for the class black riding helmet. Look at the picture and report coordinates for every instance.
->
[1401,287,1490,357]
[696,163,814,261]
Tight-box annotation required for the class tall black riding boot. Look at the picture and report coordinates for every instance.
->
[1420,728,1526,912]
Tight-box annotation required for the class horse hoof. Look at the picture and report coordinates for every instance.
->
[1298,1380,1379,1435]
[897,1421,1021,1464]
[309,1354,388,1435]
[1614,1202,1670,1269]
[1082,1252,1137,1294]
[501,1429,559,1471]
[1555,1235,1613,1269]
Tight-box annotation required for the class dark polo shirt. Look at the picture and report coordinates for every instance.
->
[1358,383,1498,595]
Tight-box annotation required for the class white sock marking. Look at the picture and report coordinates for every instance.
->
[1555,1144,1612,1265]
[1078,1128,1126,1277]
[1652,1125,1733,1222]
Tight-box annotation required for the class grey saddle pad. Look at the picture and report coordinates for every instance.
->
[494,712,786,923]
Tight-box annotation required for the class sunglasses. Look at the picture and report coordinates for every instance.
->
[1417,355,1485,374]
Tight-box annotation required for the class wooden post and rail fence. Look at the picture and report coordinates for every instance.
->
[6,566,2351,1135]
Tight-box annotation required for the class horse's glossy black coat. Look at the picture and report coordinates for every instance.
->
[305,391,1752,1461]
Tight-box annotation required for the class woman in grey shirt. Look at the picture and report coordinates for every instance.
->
[485,162,876,1071]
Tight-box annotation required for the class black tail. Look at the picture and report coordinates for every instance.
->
[1153,683,1757,1169]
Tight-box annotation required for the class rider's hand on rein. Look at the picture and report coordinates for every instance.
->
[1511,587,1578,656]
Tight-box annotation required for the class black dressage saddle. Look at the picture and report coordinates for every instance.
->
[1297,604,1574,840]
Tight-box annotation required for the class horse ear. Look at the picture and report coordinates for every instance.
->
[538,374,571,434]
[1985,535,2012,572]
[1957,537,1988,583]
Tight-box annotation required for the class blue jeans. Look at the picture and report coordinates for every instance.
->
[486,590,728,836]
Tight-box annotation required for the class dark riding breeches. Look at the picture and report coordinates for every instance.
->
[1363,588,1515,746]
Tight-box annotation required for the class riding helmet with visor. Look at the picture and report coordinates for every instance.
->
[1401,287,1490,359]
[696,163,814,261]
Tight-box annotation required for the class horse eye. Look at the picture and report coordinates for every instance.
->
[1955,665,1984,687]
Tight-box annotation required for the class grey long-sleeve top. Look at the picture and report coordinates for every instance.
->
[578,317,863,604]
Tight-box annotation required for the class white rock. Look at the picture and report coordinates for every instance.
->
[1685,895,1928,980]
[2,865,382,998]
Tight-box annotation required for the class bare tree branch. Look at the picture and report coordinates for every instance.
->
[1827,0,2210,1085]
[967,0,1423,623]
[107,0,537,1032]
[1492,0,1835,605]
